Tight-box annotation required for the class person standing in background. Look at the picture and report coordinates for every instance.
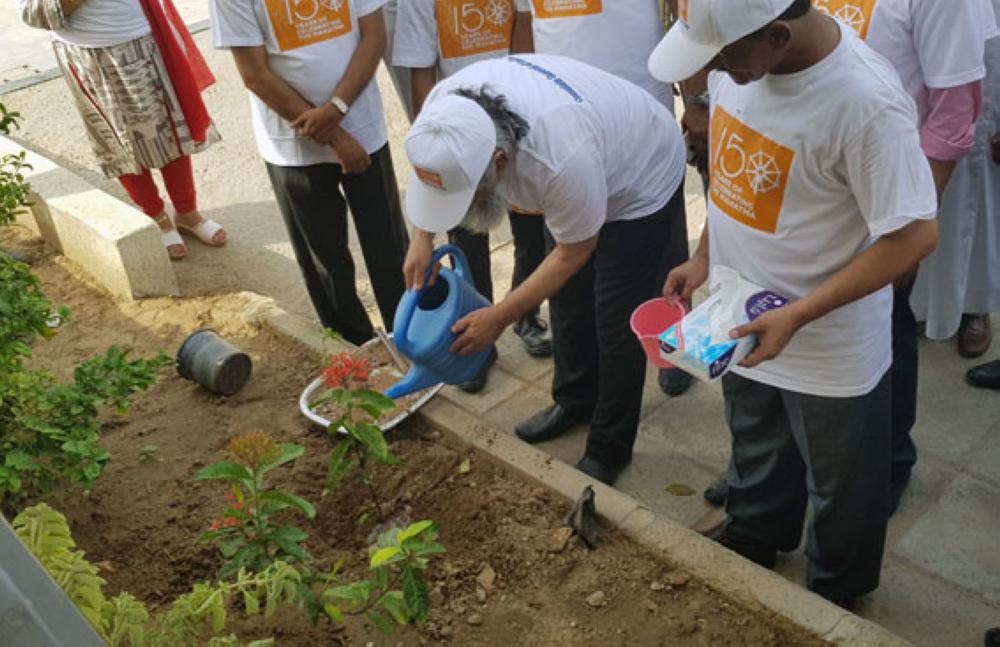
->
[382,0,414,119]
[18,0,227,261]
[393,0,553,394]
[210,0,409,346]
[510,0,694,397]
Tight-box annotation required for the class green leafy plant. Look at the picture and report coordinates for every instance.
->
[323,520,445,636]
[196,432,316,578]
[314,353,398,517]
[0,255,171,510]
[13,503,307,646]
[0,102,32,226]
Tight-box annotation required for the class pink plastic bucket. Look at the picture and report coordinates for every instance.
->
[631,298,686,369]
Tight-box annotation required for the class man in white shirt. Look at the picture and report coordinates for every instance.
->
[392,0,553,393]
[510,0,694,397]
[210,0,408,345]
[401,55,688,485]
[651,0,938,605]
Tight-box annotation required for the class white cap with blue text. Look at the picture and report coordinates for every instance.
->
[648,0,797,83]
[404,94,497,234]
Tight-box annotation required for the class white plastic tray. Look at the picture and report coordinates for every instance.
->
[298,336,442,435]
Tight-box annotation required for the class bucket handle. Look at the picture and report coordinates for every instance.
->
[395,244,472,343]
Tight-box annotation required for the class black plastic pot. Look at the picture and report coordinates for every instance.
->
[176,329,252,395]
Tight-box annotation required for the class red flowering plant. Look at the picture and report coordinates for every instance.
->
[195,432,315,578]
[312,353,398,518]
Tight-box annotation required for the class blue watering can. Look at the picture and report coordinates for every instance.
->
[385,244,493,399]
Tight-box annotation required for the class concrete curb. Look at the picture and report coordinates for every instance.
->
[249,299,909,647]
[2,135,178,299]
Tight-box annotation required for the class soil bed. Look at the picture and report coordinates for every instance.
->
[4,228,824,646]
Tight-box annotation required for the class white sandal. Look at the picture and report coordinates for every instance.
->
[154,213,187,260]
[177,217,227,247]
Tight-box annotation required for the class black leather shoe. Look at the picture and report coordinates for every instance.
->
[513,314,553,358]
[574,455,628,486]
[514,404,586,443]
[967,360,1000,390]
[716,533,777,569]
[658,367,693,396]
[829,597,858,612]
[704,475,728,507]
[985,627,1000,647]
[458,347,498,394]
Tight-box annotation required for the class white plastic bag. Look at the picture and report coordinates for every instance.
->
[658,266,788,382]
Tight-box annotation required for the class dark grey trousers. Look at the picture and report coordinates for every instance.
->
[722,371,892,600]
[265,144,409,345]
[547,185,687,467]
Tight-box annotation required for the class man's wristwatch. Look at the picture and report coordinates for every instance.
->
[329,96,350,116]
[683,90,710,109]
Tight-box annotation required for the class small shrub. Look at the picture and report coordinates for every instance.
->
[0,102,32,226]
[196,432,315,578]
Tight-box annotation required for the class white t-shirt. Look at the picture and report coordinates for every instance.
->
[815,0,998,121]
[392,0,514,78]
[514,0,673,112]
[210,0,388,166]
[49,0,150,48]
[425,55,686,244]
[707,23,937,397]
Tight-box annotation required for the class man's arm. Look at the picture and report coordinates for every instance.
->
[230,46,371,173]
[451,234,597,355]
[733,219,938,368]
[291,9,387,144]
[921,82,984,200]
[510,9,534,54]
[410,66,438,116]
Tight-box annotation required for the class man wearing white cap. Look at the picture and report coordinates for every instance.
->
[651,0,939,605]
[402,54,687,485]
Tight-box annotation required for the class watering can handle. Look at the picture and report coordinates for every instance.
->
[395,244,472,344]
[423,244,471,286]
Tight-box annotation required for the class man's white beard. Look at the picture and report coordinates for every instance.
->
[459,189,507,234]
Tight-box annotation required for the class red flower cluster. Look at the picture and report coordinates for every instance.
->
[322,353,371,389]
[209,516,239,531]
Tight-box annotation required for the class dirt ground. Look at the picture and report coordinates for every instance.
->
[4,227,823,646]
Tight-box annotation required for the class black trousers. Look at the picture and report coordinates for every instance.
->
[890,283,918,485]
[722,372,892,600]
[448,212,547,316]
[265,144,409,345]
[548,186,686,467]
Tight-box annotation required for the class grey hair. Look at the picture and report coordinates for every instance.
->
[452,86,529,155]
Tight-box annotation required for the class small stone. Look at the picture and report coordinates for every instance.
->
[546,526,575,553]
[664,571,691,588]
[430,585,446,606]
[366,643,375,647]
[475,586,487,603]
[649,581,666,591]
[439,625,454,637]
[477,564,497,590]
[570,621,578,628]
[641,599,658,613]
[467,613,483,626]
[585,591,606,607]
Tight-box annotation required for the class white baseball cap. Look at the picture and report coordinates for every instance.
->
[404,94,497,234]
[648,0,797,83]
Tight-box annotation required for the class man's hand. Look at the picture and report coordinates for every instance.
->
[291,104,343,144]
[731,304,806,369]
[330,131,371,175]
[664,254,709,304]
[682,106,710,175]
[403,231,436,290]
[451,306,508,356]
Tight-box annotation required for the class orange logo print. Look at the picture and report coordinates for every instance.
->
[265,0,353,52]
[709,106,794,234]
[415,166,446,190]
[438,0,515,59]
[531,0,602,19]
[813,0,877,39]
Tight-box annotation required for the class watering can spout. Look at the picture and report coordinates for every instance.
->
[385,367,442,400]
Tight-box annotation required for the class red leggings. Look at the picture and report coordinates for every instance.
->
[117,155,197,217]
